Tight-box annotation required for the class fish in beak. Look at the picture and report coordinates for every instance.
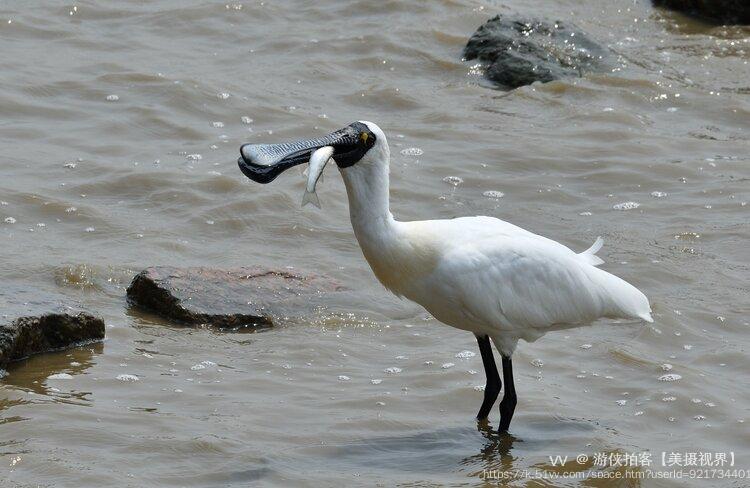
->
[301,146,334,208]
[237,121,376,184]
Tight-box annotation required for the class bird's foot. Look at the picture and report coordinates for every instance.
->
[498,397,517,433]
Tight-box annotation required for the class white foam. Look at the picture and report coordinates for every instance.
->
[48,373,73,380]
[482,190,504,199]
[190,360,216,371]
[613,201,640,211]
[658,373,682,382]
[116,374,140,382]
[400,147,423,156]
[442,176,463,187]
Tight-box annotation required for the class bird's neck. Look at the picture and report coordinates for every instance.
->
[340,161,407,291]
[341,161,395,237]
[340,160,438,297]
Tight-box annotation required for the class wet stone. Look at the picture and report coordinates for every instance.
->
[463,15,610,90]
[0,287,105,370]
[126,266,342,331]
[652,0,750,25]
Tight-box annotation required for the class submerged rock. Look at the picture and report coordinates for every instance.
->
[126,266,342,331]
[0,287,106,371]
[464,15,610,90]
[0,313,105,369]
[652,0,749,25]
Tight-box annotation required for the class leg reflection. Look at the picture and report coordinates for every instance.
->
[461,421,520,478]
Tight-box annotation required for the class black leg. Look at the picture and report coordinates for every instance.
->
[475,334,501,420]
[498,356,517,432]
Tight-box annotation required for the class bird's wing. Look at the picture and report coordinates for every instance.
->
[429,222,650,333]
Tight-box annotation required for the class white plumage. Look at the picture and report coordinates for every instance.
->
[339,122,652,357]
[242,119,654,430]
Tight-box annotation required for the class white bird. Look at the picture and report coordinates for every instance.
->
[238,121,653,432]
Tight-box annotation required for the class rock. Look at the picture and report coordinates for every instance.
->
[653,0,749,25]
[126,266,342,331]
[0,313,105,370]
[0,286,106,371]
[463,15,610,90]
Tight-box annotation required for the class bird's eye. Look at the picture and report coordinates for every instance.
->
[360,132,369,144]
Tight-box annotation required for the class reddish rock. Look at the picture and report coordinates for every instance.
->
[126,266,342,331]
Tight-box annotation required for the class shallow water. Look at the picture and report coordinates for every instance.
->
[1,1,749,486]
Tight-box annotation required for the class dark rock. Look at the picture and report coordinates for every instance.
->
[0,313,105,370]
[126,266,342,331]
[464,15,610,90]
[0,286,106,371]
[653,0,749,25]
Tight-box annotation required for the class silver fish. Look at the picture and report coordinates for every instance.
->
[301,145,334,208]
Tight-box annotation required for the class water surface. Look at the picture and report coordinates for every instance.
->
[1,1,749,486]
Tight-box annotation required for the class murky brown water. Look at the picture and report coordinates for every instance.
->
[1,1,749,486]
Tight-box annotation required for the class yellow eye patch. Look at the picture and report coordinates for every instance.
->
[360,132,369,143]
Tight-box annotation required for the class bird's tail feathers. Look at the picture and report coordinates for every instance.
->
[578,236,605,267]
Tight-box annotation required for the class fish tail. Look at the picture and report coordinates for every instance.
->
[302,189,321,208]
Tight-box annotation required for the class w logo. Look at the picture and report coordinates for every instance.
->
[549,455,568,466]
